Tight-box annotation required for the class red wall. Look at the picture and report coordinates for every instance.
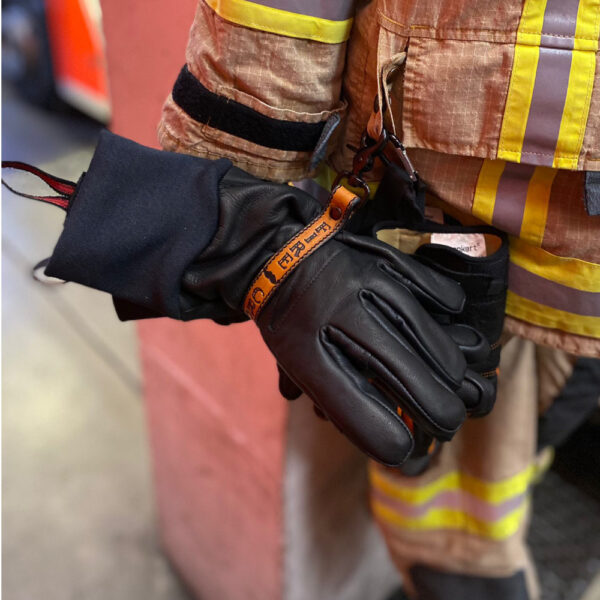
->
[99,3,286,597]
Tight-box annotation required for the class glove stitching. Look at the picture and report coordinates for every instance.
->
[327,326,457,435]
[379,262,465,315]
[342,233,465,314]
[360,289,460,389]
[377,357,461,438]
[324,408,414,467]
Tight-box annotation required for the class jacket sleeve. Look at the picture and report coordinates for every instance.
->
[158,0,357,182]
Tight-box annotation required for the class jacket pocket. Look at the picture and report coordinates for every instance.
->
[400,36,514,161]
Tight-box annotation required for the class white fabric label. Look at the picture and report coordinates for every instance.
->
[429,233,487,257]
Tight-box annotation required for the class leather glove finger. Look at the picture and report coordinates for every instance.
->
[456,369,497,417]
[277,364,328,420]
[339,231,466,315]
[441,324,496,416]
[306,340,416,466]
[277,363,303,400]
[442,323,490,365]
[358,271,467,389]
[322,318,466,443]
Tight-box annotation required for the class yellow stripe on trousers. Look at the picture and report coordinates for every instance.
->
[369,463,537,506]
[368,457,553,540]
[204,0,354,43]
[371,498,529,541]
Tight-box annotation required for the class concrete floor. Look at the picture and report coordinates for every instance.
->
[2,85,190,600]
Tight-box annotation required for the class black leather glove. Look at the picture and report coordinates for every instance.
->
[181,168,494,466]
[4,132,495,467]
[256,229,478,465]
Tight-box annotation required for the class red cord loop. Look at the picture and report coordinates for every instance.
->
[1,161,76,211]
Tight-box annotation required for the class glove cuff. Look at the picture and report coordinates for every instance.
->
[178,168,326,323]
[45,130,231,319]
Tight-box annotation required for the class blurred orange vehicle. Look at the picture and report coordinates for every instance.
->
[3,0,110,123]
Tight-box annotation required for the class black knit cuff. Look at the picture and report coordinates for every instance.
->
[45,130,231,319]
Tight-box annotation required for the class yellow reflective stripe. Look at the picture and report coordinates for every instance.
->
[497,0,545,162]
[554,1,600,169]
[515,0,547,46]
[472,160,556,246]
[204,0,353,43]
[371,498,529,541]
[508,239,600,336]
[519,166,556,245]
[574,0,600,50]
[499,0,600,167]
[472,159,505,224]
[497,44,540,163]
[313,164,342,192]
[369,464,536,506]
[510,237,600,292]
[507,290,600,337]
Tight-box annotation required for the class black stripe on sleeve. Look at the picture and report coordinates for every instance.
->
[172,65,326,153]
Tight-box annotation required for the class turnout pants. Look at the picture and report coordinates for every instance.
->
[370,336,576,600]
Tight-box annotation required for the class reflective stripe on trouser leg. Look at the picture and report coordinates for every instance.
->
[369,337,575,600]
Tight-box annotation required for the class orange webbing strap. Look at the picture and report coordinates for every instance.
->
[244,186,360,320]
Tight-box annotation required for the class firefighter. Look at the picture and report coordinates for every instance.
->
[4,1,599,598]
[155,1,600,598]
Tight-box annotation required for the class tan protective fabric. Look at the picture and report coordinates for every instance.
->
[361,0,600,168]
[156,4,597,596]
[370,337,576,600]
[158,0,348,181]
[159,0,600,356]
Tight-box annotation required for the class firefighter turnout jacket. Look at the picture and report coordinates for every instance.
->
[159,0,600,358]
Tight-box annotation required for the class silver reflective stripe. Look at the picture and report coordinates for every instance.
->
[509,263,600,317]
[248,0,356,21]
[492,162,535,235]
[519,0,581,166]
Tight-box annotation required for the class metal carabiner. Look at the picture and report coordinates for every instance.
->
[351,128,389,177]
[330,128,390,203]
[384,132,419,182]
